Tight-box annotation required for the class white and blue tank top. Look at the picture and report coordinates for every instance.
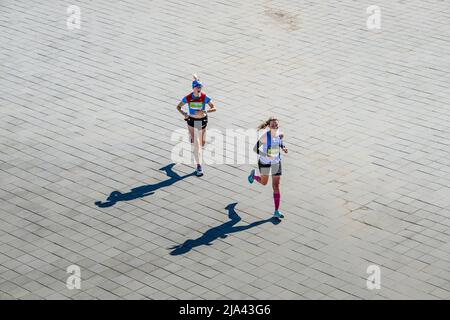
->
[259,130,282,164]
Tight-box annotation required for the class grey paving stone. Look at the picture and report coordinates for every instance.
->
[1,0,449,300]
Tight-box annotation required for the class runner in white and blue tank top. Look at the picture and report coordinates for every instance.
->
[259,129,283,165]
[248,117,288,219]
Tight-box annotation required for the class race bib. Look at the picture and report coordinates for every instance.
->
[189,102,203,110]
[267,146,280,157]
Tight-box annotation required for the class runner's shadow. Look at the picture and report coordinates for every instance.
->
[169,203,280,255]
[95,163,195,208]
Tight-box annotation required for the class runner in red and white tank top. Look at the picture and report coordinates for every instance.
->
[176,74,216,176]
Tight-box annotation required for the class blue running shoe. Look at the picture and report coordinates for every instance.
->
[274,210,284,219]
[248,169,255,184]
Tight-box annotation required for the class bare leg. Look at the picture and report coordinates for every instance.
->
[188,125,201,166]
[188,125,194,144]
[201,128,207,148]
[272,176,281,193]
[259,175,269,185]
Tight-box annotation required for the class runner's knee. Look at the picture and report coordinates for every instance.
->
[272,178,280,188]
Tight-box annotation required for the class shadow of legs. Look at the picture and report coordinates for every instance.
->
[169,203,279,255]
[95,163,195,207]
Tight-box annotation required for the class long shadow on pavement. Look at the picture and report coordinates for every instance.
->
[169,202,280,255]
[95,163,195,208]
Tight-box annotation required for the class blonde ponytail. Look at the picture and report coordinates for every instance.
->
[257,116,278,130]
[193,74,199,81]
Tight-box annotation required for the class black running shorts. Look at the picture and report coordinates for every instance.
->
[186,116,208,129]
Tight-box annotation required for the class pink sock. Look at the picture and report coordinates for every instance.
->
[274,192,281,211]
[254,175,261,182]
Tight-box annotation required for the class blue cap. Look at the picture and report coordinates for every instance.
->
[192,79,203,88]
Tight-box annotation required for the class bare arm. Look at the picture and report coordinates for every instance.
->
[279,133,288,153]
[253,134,269,157]
[176,101,188,118]
[206,101,216,113]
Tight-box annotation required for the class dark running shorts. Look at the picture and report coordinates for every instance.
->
[258,160,282,176]
[186,116,208,129]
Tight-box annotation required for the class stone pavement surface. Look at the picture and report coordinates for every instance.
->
[0,0,449,299]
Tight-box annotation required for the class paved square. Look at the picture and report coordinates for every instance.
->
[0,0,449,299]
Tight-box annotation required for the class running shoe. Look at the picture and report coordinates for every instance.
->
[248,169,255,184]
[196,165,204,177]
[273,210,284,219]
